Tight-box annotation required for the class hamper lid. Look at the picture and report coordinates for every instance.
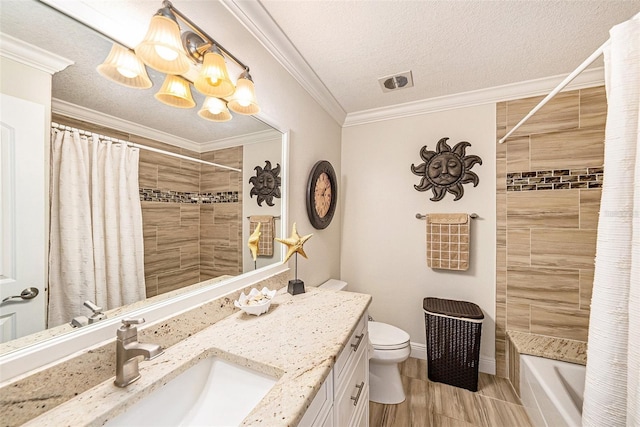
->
[423,297,484,319]
[368,321,410,348]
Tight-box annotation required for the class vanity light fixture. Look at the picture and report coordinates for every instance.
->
[194,45,235,98]
[97,44,152,89]
[198,97,232,122]
[134,4,191,75]
[96,0,260,120]
[228,71,260,115]
[155,74,196,108]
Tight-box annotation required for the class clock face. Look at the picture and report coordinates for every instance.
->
[314,172,332,218]
[306,161,337,229]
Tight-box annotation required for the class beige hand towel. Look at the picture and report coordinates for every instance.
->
[249,215,275,257]
[426,213,470,271]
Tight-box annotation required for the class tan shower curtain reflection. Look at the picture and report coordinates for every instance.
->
[48,129,145,327]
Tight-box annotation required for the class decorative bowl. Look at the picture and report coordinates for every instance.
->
[234,287,276,316]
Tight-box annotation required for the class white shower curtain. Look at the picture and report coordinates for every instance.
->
[583,13,640,427]
[48,129,146,327]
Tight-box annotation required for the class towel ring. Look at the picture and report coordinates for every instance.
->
[415,213,479,220]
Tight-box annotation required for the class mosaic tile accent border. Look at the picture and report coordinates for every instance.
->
[139,188,239,203]
[507,167,603,191]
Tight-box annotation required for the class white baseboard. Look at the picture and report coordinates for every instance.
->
[409,342,427,360]
[410,342,496,375]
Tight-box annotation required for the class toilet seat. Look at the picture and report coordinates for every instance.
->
[369,321,410,350]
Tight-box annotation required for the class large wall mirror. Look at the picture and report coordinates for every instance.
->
[0,0,288,370]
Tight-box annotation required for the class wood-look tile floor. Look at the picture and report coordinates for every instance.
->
[369,358,533,427]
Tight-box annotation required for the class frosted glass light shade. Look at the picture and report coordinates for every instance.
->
[135,15,191,75]
[97,44,152,89]
[155,75,196,108]
[228,76,260,115]
[198,97,232,122]
[194,50,235,97]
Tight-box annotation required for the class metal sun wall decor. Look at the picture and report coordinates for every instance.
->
[249,161,282,206]
[411,137,482,201]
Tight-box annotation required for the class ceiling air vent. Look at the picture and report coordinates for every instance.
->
[378,71,414,93]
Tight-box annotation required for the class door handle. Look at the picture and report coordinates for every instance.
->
[2,287,39,303]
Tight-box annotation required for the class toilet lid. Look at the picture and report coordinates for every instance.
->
[368,321,410,350]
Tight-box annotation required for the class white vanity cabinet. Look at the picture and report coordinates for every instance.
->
[299,313,369,427]
[334,312,369,427]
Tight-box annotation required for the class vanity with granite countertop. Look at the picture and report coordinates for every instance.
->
[2,276,371,427]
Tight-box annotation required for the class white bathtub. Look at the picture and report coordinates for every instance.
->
[520,354,585,427]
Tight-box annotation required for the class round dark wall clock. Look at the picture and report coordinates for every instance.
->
[306,160,337,230]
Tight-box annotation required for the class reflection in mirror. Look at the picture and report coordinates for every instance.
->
[0,0,285,354]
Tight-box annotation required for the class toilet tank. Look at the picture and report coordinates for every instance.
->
[319,279,348,291]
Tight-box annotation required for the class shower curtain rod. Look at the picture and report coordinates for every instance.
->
[498,39,609,144]
[50,122,242,172]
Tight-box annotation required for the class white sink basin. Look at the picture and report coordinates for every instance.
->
[106,356,277,426]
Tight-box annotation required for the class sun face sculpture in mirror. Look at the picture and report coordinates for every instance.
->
[0,0,287,358]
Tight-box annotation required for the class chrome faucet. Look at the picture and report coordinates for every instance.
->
[114,318,163,387]
[71,300,107,328]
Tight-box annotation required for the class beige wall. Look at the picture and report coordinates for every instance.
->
[341,104,497,370]
[228,11,344,285]
[495,86,606,377]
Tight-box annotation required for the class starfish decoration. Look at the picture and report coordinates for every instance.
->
[247,222,262,262]
[275,223,313,263]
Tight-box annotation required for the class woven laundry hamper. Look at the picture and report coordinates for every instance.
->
[423,297,484,392]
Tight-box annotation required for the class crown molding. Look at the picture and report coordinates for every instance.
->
[344,67,605,127]
[51,99,279,153]
[0,33,74,75]
[199,129,282,152]
[51,99,202,152]
[221,0,346,126]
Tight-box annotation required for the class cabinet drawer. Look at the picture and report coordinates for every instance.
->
[320,406,334,427]
[298,373,333,427]
[335,343,368,427]
[334,313,367,382]
[353,383,369,427]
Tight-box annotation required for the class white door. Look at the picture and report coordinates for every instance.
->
[0,93,46,343]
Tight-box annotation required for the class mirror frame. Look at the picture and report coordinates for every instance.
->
[0,0,291,383]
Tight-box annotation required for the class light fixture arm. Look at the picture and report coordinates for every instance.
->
[164,0,250,72]
[155,3,178,21]
[240,69,253,81]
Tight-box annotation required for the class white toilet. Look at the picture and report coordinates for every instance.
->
[320,279,411,404]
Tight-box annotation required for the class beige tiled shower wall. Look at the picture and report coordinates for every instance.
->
[199,147,243,282]
[138,136,202,298]
[52,114,243,299]
[141,145,243,296]
[495,86,606,378]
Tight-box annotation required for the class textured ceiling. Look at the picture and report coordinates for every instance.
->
[2,0,639,138]
[260,0,640,114]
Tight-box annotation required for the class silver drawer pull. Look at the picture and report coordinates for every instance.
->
[350,381,365,406]
[350,333,364,352]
